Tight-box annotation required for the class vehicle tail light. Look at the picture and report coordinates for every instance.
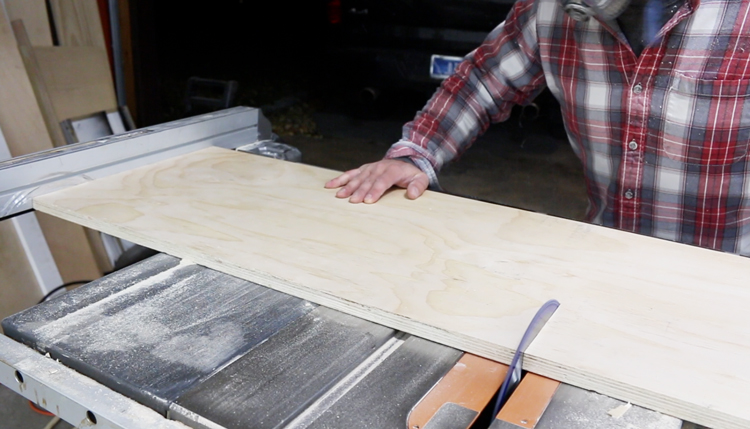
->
[327,0,342,24]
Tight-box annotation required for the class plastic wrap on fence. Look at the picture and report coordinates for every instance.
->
[237,140,302,163]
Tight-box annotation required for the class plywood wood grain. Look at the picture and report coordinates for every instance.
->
[49,0,105,48]
[4,0,53,46]
[33,45,117,122]
[34,147,750,429]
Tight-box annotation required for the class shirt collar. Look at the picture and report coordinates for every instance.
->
[561,0,698,22]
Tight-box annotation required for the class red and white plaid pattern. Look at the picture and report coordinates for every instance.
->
[386,0,750,255]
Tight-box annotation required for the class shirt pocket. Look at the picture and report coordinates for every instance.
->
[662,74,750,166]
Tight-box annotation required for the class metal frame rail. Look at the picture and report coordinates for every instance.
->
[0,106,271,221]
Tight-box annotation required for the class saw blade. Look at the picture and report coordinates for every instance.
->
[491,299,560,418]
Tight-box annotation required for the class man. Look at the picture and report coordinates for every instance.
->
[325,0,750,257]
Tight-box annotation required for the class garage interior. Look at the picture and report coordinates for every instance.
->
[0,1,724,429]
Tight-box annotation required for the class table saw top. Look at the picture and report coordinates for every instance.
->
[1,253,683,429]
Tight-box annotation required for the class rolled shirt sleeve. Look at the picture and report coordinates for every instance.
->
[385,0,548,187]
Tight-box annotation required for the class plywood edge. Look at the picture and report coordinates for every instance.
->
[31,195,744,429]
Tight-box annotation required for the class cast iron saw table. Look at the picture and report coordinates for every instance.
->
[1,253,685,429]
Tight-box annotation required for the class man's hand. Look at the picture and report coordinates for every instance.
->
[325,159,429,203]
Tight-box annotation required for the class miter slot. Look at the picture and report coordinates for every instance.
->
[170,307,396,429]
[284,335,462,429]
[1,253,315,415]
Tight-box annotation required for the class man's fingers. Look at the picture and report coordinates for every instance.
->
[363,175,399,204]
[357,162,414,203]
[349,175,382,203]
[325,159,428,204]
[335,187,353,198]
[405,174,429,199]
[337,173,369,199]
[324,168,360,189]
[324,174,347,189]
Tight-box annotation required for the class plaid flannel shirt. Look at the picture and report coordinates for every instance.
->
[386,0,750,256]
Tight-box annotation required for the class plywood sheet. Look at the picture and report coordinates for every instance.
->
[12,20,67,147]
[0,5,54,156]
[49,0,105,48]
[4,0,53,46]
[33,147,750,429]
[33,45,117,121]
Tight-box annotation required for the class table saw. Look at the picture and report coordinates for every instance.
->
[0,107,688,429]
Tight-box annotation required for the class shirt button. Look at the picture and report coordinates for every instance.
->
[633,83,643,94]
[625,189,635,200]
[628,140,638,150]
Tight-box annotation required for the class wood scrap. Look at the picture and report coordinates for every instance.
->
[11,20,67,147]
[33,45,117,122]
[4,0,53,46]
[0,220,44,323]
[33,147,750,428]
[0,6,105,285]
[0,5,54,156]
[49,0,106,48]
[33,212,102,282]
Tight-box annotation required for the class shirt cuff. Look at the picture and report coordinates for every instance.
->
[386,154,442,191]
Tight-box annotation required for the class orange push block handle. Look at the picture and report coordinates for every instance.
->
[495,373,560,428]
[407,353,508,429]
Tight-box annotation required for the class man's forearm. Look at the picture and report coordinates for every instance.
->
[385,0,547,188]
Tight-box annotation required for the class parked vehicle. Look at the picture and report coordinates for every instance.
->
[321,0,565,147]
[324,0,515,92]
